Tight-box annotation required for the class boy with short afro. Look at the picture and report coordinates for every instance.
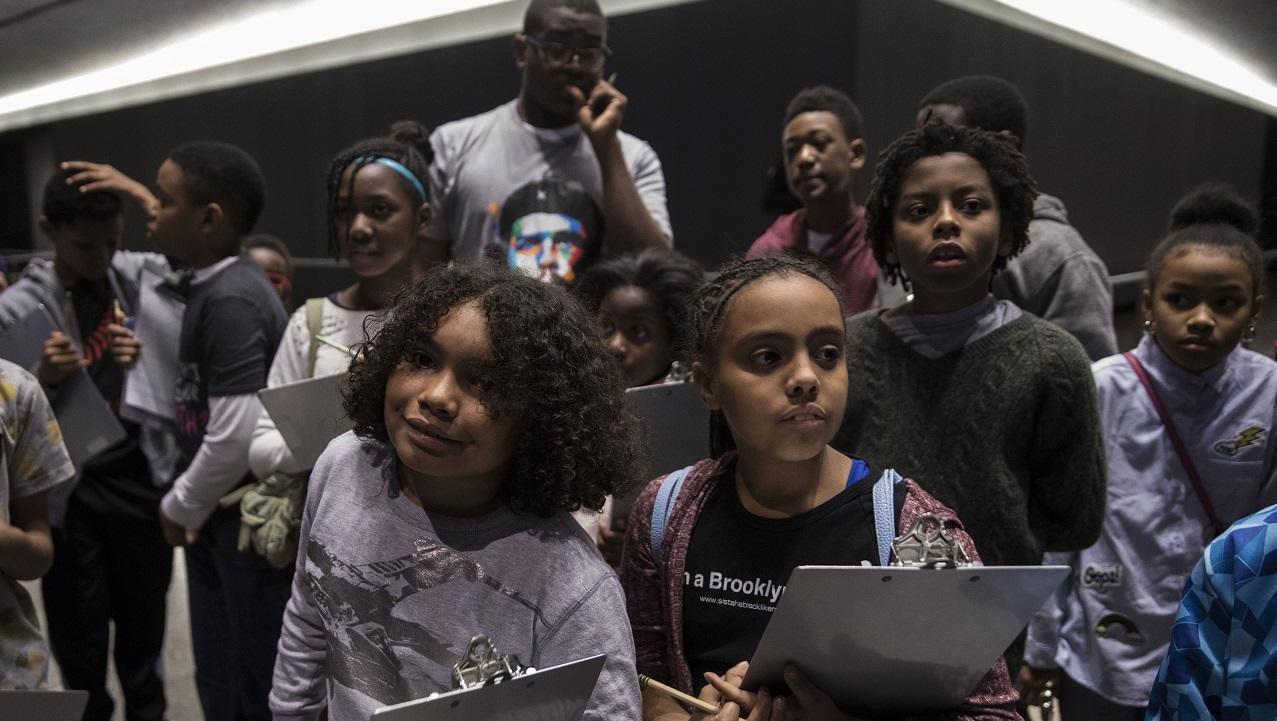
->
[151,141,288,721]
[749,85,881,311]
[0,164,178,720]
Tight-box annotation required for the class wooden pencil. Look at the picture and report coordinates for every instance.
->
[639,674,720,714]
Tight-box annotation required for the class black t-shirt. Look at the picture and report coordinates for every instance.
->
[68,278,157,518]
[681,459,905,690]
[175,257,286,469]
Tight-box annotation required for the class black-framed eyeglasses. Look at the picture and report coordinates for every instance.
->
[523,35,611,67]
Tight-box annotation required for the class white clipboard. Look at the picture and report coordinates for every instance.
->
[0,690,89,720]
[742,565,1069,713]
[0,304,127,468]
[372,654,606,721]
[257,372,352,469]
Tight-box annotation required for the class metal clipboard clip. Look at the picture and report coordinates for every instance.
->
[451,635,533,690]
[890,512,973,568]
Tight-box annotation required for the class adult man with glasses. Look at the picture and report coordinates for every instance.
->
[426,0,673,281]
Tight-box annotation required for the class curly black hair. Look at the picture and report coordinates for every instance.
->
[326,120,434,257]
[43,169,123,226]
[686,254,844,456]
[1145,182,1265,297]
[343,263,640,516]
[865,121,1038,290]
[783,85,864,141]
[918,75,1029,149]
[572,248,704,356]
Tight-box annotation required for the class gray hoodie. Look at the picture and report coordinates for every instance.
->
[993,194,1118,361]
[0,251,179,522]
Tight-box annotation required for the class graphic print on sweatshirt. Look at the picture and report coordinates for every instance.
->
[304,536,546,706]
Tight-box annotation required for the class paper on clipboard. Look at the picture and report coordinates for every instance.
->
[257,372,352,469]
[0,305,127,468]
[742,565,1069,713]
[121,261,183,427]
[372,654,606,721]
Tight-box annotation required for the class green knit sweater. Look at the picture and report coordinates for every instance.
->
[833,311,1106,566]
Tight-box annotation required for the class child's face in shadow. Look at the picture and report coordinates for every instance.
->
[697,274,847,463]
[43,216,122,283]
[384,301,518,514]
[599,284,672,387]
[1143,248,1260,373]
[888,152,1011,313]
[247,247,291,304]
[150,159,201,261]
[336,163,426,280]
[782,110,865,208]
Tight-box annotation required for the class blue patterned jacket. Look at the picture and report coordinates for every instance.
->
[1147,504,1277,719]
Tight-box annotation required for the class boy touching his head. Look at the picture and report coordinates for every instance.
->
[748,85,881,311]
[151,142,289,721]
[0,164,178,720]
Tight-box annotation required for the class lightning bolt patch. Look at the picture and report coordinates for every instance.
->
[1214,425,1266,457]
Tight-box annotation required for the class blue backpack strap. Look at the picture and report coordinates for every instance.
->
[871,468,903,566]
[650,465,694,565]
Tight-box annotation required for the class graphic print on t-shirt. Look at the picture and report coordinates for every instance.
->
[488,178,603,285]
[174,362,206,442]
[683,568,789,613]
[305,536,546,706]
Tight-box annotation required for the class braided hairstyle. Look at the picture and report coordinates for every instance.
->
[686,254,844,456]
[1145,182,1265,297]
[325,120,434,257]
[865,121,1038,290]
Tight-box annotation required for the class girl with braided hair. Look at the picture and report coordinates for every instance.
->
[249,121,434,482]
[619,255,1018,721]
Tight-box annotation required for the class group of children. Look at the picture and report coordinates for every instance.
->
[0,14,1274,721]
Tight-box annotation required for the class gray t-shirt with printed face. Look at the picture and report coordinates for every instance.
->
[427,100,672,266]
[269,432,641,721]
[0,359,75,688]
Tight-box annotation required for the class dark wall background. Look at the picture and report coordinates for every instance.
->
[2,0,1272,283]
[853,2,1270,277]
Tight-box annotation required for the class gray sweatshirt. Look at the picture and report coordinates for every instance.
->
[992,194,1118,361]
[269,432,641,721]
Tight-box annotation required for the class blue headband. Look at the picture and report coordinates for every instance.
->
[356,155,428,201]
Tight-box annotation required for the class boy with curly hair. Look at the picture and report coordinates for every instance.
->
[836,121,1105,566]
[270,264,642,721]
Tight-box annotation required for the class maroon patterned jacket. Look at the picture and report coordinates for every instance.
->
[618,453,1020,720]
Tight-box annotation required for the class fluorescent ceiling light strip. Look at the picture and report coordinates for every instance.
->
[946,0,1277,116]
[0,0,696,132]
[0,0,508,118]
